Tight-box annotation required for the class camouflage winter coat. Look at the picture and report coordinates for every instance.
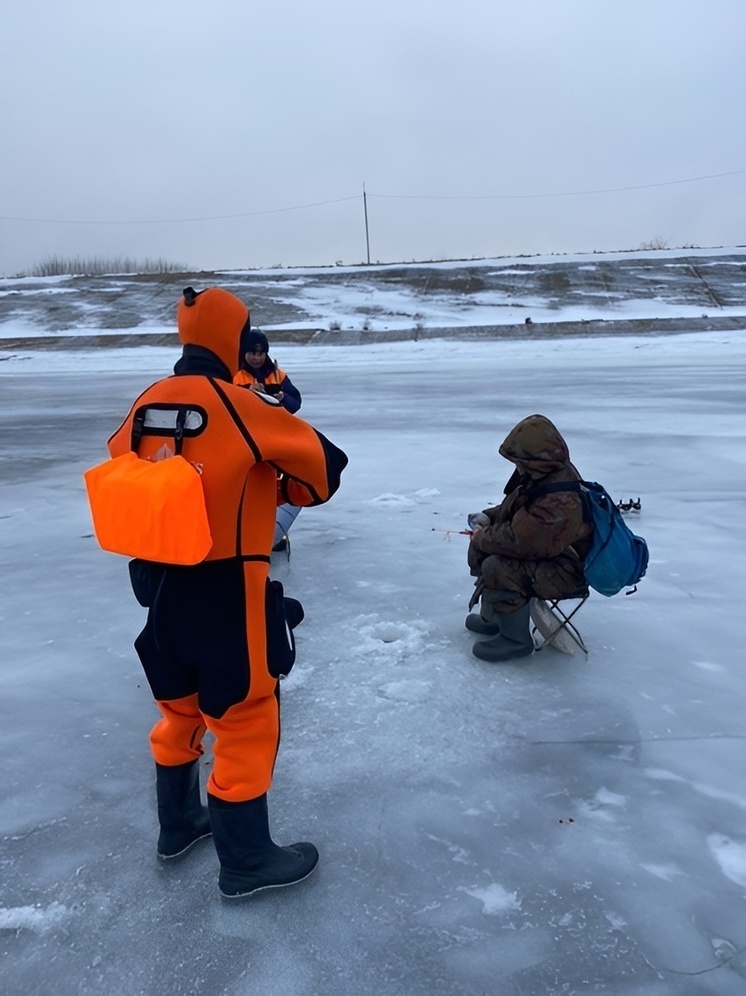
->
[468,414,593,606]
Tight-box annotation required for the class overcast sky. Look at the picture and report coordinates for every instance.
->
[2,0,745,276]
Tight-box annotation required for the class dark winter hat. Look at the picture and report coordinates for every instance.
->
[241,328,270,356]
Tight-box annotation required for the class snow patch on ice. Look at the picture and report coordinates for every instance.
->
[576,787,626,822]
[643,770,746,812]
[640,863,686,881]
[644,768,686,783]
[0,902,69,932]
[465,883,521,915]
[595,788,626,807]
[707,834,746,887]
[368,493,416,507]
[368,489,440,508]
[692,660,724,672]
[693,783,746,812]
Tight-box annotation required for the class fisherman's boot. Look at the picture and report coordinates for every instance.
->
[472,595,534,663]
[464,601,500,636]
[155,760,212,860]
[464,585,502,636]
[208,793,319,899]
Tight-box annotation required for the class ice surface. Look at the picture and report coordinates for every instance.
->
[1,315,746,994]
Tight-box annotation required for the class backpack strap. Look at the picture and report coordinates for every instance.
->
[526,480,593,526]
[534,481,621,568]
[131,409,146,452]
[130,406,189,455]
[173,408,187,456]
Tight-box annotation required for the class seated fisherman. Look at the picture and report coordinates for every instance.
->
[466,414,593,663]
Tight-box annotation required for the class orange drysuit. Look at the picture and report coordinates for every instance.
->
[108,287,348,802]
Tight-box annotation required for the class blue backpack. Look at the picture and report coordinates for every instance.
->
[532,481,649,596]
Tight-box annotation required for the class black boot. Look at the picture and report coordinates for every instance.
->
[208,793,319,898]
[284,596,305,629]
[155,761,212,860]
[464,614,501,635]
[465,586,505,635]
[472,601,534,662]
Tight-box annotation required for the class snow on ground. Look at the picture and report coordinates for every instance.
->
[2,314,746,994]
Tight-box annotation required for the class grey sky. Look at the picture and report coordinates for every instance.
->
[2,0,745,275]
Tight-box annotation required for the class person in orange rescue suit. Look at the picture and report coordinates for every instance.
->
[234,328,302,552]
[465,414,592,664]
[107,286,348,898]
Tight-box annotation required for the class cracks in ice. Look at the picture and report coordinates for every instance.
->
[521,733,746,746]
[658,943,746,978]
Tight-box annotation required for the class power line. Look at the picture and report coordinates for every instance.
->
[0,195,360,226]
[371,170,746,201]
[0,170,742,226]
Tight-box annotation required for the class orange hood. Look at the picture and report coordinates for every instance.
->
[176,287,250,377]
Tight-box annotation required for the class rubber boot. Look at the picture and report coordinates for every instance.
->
[208,793,319,899]
[284,596,305,629]
[472,600,534,663]
[465,599,501,635]
[465,613,500,635]
[465,584,504,635]
[155,761,212,860]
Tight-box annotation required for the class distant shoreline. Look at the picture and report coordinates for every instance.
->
[2,314,745,351]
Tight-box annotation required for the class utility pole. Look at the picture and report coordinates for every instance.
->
[363,183,371,265]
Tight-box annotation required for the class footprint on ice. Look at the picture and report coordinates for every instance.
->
[378,679,432,703]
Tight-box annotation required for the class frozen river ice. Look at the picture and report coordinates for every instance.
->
[2,327,746,995]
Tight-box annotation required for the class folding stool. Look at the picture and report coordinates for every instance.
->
[530,585,590,656]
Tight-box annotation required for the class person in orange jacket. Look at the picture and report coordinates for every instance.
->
[234,328,303,552]
[107,286,348,898]
[234,327,302,413]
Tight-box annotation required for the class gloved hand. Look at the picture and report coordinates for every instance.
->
[467,512,490,529]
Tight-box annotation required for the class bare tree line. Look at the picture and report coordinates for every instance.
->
[30,255,190,277]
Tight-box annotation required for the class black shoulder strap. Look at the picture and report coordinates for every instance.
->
[527,480,592,525]
[206,377,269,560]
[207,377,263,463]
[529,481,584,498]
